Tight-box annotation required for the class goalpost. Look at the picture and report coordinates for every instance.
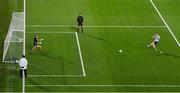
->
[3,0,26,63]
[3,0,26,92]
[2,12,25,62]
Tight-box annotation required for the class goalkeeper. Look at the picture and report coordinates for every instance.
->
[77,13,84,33]
[30,34,42,53]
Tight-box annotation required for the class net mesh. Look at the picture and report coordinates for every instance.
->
[3,12,25,62]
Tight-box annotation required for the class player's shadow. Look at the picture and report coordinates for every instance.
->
[84,33,109,43]
[67,25,110,43]
[39,50,55,59]
[159,52,180,58]
[39,50,82,70]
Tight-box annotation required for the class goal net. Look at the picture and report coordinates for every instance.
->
[3,12,25,62]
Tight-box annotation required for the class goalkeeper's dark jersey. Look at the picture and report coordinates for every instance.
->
[77,15,83,23]
[33,37,38,46]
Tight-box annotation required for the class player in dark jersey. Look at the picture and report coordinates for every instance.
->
[30,34,42,53]
[77,13,84,33]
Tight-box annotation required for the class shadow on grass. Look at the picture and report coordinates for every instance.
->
[158,52,180,58]
[84,33,109,43]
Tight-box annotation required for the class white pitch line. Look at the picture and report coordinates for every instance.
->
[28,75,85,77]
[75,32,86,76]
[150,0,180,47]
[26,84,180,87]
[27,25,166,28]
[26,31,75,34]
[14,30,25,32]
[26,32,85,77]
[0,91,179,93]
[5,41,23,43]
[0,92,174,93]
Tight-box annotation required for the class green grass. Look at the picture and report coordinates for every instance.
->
[1,0,180,92]
[27,33,83,76]
[0,0,19,92]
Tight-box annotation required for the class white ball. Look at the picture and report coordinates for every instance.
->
[118,49,122,53]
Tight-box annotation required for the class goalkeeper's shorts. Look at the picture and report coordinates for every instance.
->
[78,22,83,26]
[33,42,38,46]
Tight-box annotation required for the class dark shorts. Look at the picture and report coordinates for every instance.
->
[78,22,83,26]
[154,41,159,45]
[33,42,38,47]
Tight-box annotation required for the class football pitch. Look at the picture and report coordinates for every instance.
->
[3,0,180,92]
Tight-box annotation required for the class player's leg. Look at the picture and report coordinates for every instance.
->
[81,26,83,33]
[80,23,83,33]
[152,43,158,51]
[20,69,22,78]
[77,23,80,32]
[147,42,154,48]
[30,42,38,52]
[30,46,36,52]
[37,45,42,50]
[24,69,27,77]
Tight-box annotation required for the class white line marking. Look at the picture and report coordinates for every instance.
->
[75,32,86,76]
[27,25,166,28]
[5,41,23,43]
[0,92,172,93]
[28,75,85,77]
[26,84,180,87]
[23,1,26,93]
[150,0,180,47]
[26,31,75,34]
[26,32,85,77]
[13,30,25,32]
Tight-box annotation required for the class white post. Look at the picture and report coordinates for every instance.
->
[22,0,26,92]
[23,0,26,55]
[22,69,25,93]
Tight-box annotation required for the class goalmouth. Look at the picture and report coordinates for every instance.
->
[2,12,25,62]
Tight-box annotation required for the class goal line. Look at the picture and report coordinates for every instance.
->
[26,84,180,88]
[28,75,85,77]
[27,25,166,28]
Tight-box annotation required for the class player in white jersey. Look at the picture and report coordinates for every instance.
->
[147,33,160,51]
